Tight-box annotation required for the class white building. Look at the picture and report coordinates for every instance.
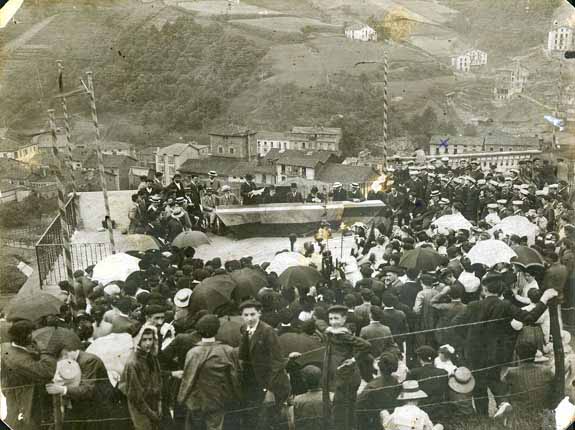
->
[548,26,573,51]
[451,49,488,72]
[345,24,377,42]
[155,142,209,185]
[256,131,291,157]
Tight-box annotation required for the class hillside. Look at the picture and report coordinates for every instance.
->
[0,0,569,157]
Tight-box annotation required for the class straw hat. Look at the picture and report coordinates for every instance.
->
[172,207,185,218]
[448,367,475,394]
[53,359,82,387]
[397,380,428,401]
[174,288,193,308]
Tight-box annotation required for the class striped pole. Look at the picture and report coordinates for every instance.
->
[57,61,77,195]
[381,51,389,171]
[86,71,116,254]
[48,109,74,286]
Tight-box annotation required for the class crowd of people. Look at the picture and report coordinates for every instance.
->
[1,154,574,430]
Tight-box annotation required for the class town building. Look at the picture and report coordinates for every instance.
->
[256,131,291,156]
[345,24,377,42]
[451,49,488,72]
[155,142,208,185]
[0,183,31,204]
[136,146,160,172]
[209,127,257,160]
[263,149,338,182]
[0,158,33,187]
[177,156,276,185]
[83,152,139,190]
[0,129,39,162]
[92,140,135,158]
[289,126,342,153]
[547,26,573,51]
[493,62,529,102]
[429,134,540,158]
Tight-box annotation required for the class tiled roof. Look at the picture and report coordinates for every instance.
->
[157,142,201,157]
[178,157,275,176]
[256,131,290,141]
[0,158,32,180]
[263,148,337,168]
[209,126,255,137]
[291,126,341,135]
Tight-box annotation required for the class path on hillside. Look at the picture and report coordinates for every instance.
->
[2,14,57,53]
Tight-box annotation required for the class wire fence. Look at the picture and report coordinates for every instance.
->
[2,315,569,429]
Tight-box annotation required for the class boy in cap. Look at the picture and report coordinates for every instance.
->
[380,380,444,430]
[291,365,327,430]
[286,182,304,203]
[178,315,241,430]
[322,304,372,430]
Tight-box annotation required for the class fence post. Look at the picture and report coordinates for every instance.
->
[52,395,63,430]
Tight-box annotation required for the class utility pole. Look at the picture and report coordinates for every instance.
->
[381,50,389,171]
[56,61,77,196]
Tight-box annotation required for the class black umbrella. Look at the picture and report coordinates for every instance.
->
[278,266,322,290]
[229,268,268,301]
[399,248,444,272]
[4,293,65,322]
[511,245,545,269]
[188,274,237,314]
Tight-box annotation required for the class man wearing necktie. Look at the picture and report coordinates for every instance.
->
[238,300,290,429]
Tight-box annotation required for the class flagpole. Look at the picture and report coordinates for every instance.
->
[86,71,116,254]
[48,109,74,286]
[57,61,77,196]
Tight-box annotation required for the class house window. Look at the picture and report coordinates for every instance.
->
[218,146,224,154]
[500,148,504,152]
[454,147,458,155]
[229,147,235,155]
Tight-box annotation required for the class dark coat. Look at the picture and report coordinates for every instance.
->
[502,363,555,412]
[407,364,448,417]
[285,191,304,203]
[178,341,241,413]
[164,182,186,198]
[238,321,291,403]
[359,322,398,358]
[65,352,116,430]
[453,296,547,369]
[321,328,371,390]
[356,375,401,430]
[398,281,420,309]
[293,389,324,430]
[0,343,57,430]
[381,308,409,346]
[240,181,258,206]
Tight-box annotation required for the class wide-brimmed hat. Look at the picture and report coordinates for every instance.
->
[172,207,185,218]
[448,367,475,394]
[174,288,192,308]
[208,171,218,177]
[54,359,82,387]
[397,380,428,401]
[333,182,342,188]
[150,195,161,202]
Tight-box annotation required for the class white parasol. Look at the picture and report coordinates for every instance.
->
[92,253,141,285]
[467,239,517,267]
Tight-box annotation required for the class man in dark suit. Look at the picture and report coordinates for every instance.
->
[164,173,186,198]
[359,305,399,359]
[240,174,259,206]
[381,293,409,353]
[46,336,118,430]
[453,272,558,417]
[398,268,421,309]
[406,345,449,420]
[2,321,57,430]
[285,183,304,203]
[238,300,290,429]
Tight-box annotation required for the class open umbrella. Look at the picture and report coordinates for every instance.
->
[266,251,309,275]
[490,216,539,245]
[467,240,517,267]
[432,214,473,233]
[229,268,268,301]
[120,234,160,253]
[278,266,322,290]
[279,332,324,367]
[217,315,243,347]
[399,248,444,272]
[92,253,141,285]
[4,292,65,322]
[32,326,82,356]
[511,245,545,269]
[172,231,211,248]
[188,274,237,315]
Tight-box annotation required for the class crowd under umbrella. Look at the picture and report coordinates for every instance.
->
[188,274,238,315]
[120,234,160,253]
[467,239,517,267]
[32,326,82,356]
[266,251,309,275]
[229,268,268,301]
[278,266,322,291]
[92,252,141,285]
[399,247,444,272]
[172,230,211,249]
[511,245,545,270]
[432,213,473,234]
[4,292,65,322]
[490,215,540,245]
